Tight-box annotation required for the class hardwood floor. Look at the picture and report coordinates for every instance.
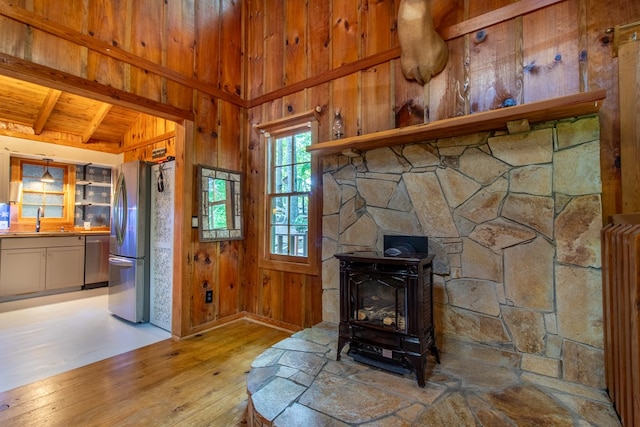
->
[0,320,292,426]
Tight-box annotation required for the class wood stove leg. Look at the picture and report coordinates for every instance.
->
[405,354,427,387]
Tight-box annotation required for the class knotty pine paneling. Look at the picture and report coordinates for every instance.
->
[433,0,466,30]
[425,0,467,122]
[218,241,240,318]
[31,0,85,76]
[86,0,127,90]
[361,0,395,135]
[195,0,221,85]
[122,113,175,148]
[522,0,580,103]
[247,0,265,100]
[193,94,219,166]
[130,0,163,102]
[220,0,243,99]
[188,90,243,329]
[192,246,218,326]
[468,0,519,18]
[260,269,283,321]
[165,0,195,111]
[48,93,104,130]
[282,271,304,326]
[190,100,241,329]
[332,1,360,138]
[305,273,323,327]
[307,0,332,141]
[241,106,265,316]
[213,101,243,323]
[0,0,26,57]
[283,0,307,114]
[468,19,519,113]
[587,0,640,222]
[218,103,243,169]
[244,1,269,328]
[263,0,284,121]
[123,137,176,163]
[173,122,192,337]
[619,41,640,213]
[121,113,177,162]
[432,36,468,121]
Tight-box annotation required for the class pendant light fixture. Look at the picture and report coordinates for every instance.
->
[41,159,54,183]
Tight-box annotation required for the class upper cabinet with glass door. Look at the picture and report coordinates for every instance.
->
[74,165,112,229]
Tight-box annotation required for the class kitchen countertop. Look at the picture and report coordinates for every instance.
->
[0,231,110,238]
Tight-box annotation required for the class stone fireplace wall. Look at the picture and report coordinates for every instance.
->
[321,115,604,390]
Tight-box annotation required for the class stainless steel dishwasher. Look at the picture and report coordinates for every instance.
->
[84,235,110,288]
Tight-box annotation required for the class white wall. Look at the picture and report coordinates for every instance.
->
[0,135,122,167]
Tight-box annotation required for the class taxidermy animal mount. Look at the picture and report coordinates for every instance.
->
[398,0,449,122]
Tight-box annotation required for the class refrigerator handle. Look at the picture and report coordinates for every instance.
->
[113,171,127,246]
[109,256,134,268]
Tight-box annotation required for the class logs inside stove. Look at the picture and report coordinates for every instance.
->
[335,236,439,387]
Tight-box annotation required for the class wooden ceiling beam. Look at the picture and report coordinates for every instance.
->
[33,88,62,135]
[82,103,112,143]
[0,2,245,108]
[0,119,117,153]
[0,53,193,122]
[0,119,121,154]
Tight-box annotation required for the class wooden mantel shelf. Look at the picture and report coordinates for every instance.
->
[308,89,606,157]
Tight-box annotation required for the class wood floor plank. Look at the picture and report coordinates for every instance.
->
[0,320,291,426]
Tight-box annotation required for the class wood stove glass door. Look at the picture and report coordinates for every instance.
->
[350,272,407,333]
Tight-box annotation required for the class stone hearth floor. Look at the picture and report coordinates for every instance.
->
[246,323,620,426]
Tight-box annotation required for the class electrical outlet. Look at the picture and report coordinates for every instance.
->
[205,290,213,303]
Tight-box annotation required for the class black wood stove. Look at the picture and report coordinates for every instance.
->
[335,236,439,387]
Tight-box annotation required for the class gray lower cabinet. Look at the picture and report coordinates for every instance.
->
[0,236,85,297]
[46,245,85,290]
[0,247,46,295]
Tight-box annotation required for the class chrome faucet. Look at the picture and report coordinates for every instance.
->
[36,207,43,232]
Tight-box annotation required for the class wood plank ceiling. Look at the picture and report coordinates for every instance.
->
[0,74,140,148]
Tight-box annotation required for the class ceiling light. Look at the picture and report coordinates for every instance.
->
[41,159,54,183]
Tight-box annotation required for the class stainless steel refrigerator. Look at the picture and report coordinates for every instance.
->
[108,160,150,323]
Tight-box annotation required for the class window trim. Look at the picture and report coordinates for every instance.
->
[11,158,76,230]
[257,110,321,276]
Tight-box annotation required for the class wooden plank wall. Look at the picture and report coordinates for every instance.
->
[0,0,244,337]
[618,36,640,213]
[243,0,640,332]
[121,114,177,162]
[244,0,327,331]
[245,0,640,212]
[188,0,244,334]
